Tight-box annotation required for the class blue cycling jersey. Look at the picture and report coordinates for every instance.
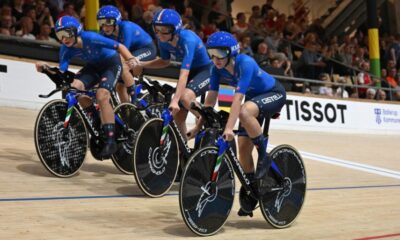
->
[102,21,153,52]
[59,31,120,72]
[158,29,211,70]
[209,54,276,98]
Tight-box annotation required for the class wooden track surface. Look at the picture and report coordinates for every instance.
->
[1,106,400,240]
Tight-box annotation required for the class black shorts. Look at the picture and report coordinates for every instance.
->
[238,80,286,137]
[186,63,212,97]
[75,54,122,92]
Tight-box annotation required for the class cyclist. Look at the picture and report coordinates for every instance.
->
[133,8,212,140]
[191,31,287,216]
[35,16,137,158]
[97,5,157,103]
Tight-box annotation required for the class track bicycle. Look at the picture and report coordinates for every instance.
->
[34,67,143,177]
[132,84,228,197]
[179,104,307,236]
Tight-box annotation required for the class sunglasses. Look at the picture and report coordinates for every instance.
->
[98,18,116,26]
[153,25,173,35]
[207,48,230,59]
[56,29,75,40]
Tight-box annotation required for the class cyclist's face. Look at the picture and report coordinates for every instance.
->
[61,36,75,47]
[212,57,228,69]
[101,24,115,35]
[154,25,173,42]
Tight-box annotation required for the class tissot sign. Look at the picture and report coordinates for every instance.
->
[273,95,400,135]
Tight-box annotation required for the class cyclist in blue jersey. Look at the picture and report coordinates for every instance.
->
[133,8,212,140]
[35,16,137,158]
[97,5,157,103]
[191,31,287,216]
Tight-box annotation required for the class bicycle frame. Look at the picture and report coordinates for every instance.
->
[64,89,128,141]
[159,107,192,161]
[212,136,286,199]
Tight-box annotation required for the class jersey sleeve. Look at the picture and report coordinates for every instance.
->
[59,46,71,72]
[209,66,220,92]
[235,59,254,95]
[180,38,196,70]
[90,33,120,50]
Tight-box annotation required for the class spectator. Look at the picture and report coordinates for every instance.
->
[182,6,201,30]
[0,14,15,35]
[239,35,253,56]
[254,42,270,66]
[376,89,387,101]
[35,0,54,27]
[57,2,79,19]
[208,0,228,32]
[365,88,376,100]
[356,61,373,98]
[299,40,326,79]
[386,68,398,88]
[318,73,333,97]
[261,0,275,17]
[24,6,40,36]
[36,22,57,43]
[12,0,25,22]
[15,16,35,39]
[138,10,154,39]
[130,0,143,23]
[231,12,248,35]
[248,5,263,32]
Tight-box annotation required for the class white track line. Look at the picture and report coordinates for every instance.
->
[268,145,400,180]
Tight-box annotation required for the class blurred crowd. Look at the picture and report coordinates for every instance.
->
[1,0,400,101]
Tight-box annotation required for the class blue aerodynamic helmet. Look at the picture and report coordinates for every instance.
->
[152,9,182,34]
[54,16,82,41]
[97,5,122,26]
[206,31,240,59]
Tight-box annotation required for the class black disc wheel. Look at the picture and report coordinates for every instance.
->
[179,146,235,236]
[259,145,306,228]
[133,118,179,197]
[34,99,88,177]
[111,103,146,174]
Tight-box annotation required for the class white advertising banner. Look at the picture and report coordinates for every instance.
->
[272,95,400,134]
[1,57,400,135]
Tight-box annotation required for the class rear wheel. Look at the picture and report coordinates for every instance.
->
[111,103,146,174]
[133,118,179,197]
[259,145,306,228]
[34,99,88,177]
[179,146,235,236]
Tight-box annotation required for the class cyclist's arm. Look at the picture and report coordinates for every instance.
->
[139,57,170,68]
[117,43,134,61]
[225,93,244,132]
[172,69,189,103]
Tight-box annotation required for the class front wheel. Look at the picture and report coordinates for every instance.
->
[133,118,179,197]
[179,146,235,236]
[259,145,306,228]
[34,99,88,177]
[111,103,146,174]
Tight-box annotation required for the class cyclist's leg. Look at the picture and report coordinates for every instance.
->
[183,64,211,138]
[74,65,100,115]
[97,55,123,157]
[237,124,259,216]
[119,54,135,103]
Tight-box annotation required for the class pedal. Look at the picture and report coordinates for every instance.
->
[238,208,253,217]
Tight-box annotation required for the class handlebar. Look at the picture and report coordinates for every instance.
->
[39,66,95,99]
[190,102,229,129]
[137,75,176,96]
